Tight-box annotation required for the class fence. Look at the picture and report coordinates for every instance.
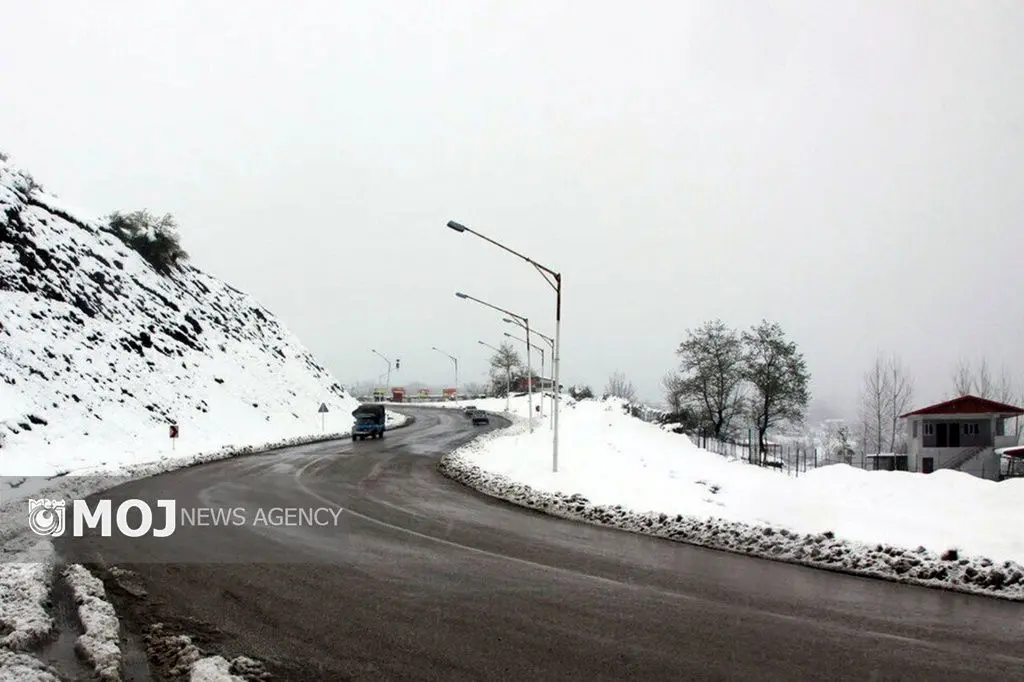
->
[681,426,1024,479]
[686,432,866,478]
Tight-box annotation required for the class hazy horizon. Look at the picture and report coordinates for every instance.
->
[3,1,1022,421]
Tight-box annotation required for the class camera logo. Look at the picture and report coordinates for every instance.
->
[28,499,66,536]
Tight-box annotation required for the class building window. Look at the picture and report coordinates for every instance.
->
[924,423,934,436]
[996,420,1005,436]
[912,421,918,438]
[963,423,979,435]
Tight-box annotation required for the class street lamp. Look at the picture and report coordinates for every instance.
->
[456,292,533,430]
[503,317,554,350]
[503,332,545,418]
[448,220,562,472]
[478,340,510,412]
[370,349,391,401]
[431,346,459,400]
[504,319,555,430]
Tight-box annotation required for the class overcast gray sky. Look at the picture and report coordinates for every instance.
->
[2,1,1022,417]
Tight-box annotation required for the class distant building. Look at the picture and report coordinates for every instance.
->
[512,376,556,392]
[899,395,1024,479]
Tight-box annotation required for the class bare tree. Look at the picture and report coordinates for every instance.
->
[975,357,994,398]
[662,372,685,413]
[951,357,1016,402]
[676,319,747,441]
[886,354,914,453]
[860,353,892,455]
[605,370,637,402]
[994,365,1016,403]
[952,358,974,396]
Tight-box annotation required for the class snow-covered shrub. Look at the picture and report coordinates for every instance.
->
[105,210,188,275]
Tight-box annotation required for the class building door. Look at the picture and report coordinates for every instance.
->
[936,423,948,447]
[949,423,960,448]
[922,457,934,474]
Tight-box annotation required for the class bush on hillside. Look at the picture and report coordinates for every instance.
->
[106,210,189,275]
[11,172,43,197]
[657,406,705,434]
[569,385,594,400]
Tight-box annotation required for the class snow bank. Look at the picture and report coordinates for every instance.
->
[440,396,1024,600]
[0,651,62,682]
[64,564,121,681]
[0,541,54,650]
[189,656,244,682]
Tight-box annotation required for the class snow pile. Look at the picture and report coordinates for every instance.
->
[144,622,265,682]
[0,543,54,650]
[0,541,59,681]
[64,564,121,681]
[440,395,1024,600]
[0,154,370,477]
[189,656,246,682]
[0,651,62,682]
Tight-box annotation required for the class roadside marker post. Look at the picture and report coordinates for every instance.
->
[169,424,179,451]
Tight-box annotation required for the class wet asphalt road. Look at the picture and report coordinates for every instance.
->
[60,407,1024,681]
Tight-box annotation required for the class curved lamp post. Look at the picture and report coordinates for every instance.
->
[431,346,458,400]
[456,292,532,431]
[448,220,562,471]
[370,349,391,401]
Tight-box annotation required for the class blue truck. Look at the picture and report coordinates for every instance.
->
[351,404,386,440]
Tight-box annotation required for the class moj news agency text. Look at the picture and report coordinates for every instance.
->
[27,498,344,537]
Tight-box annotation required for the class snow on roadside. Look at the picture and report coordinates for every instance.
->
[385,410,409,428]
[189,656,248,682]
[0,541,55,650]
[62,562,269,682]
[0,651,62,682]
[439,396,1024,601]
[1,411,412,551]
[64,564,121,681]
[145,622,265,682]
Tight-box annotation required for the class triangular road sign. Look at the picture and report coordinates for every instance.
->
[318,403,329,413]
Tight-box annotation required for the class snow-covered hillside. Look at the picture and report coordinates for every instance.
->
[0,155,365,476]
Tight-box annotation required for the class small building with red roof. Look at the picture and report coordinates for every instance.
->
[900,394,1024,479]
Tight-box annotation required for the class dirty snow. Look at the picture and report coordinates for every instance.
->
[64,564,121,681]
[0,541,54,650]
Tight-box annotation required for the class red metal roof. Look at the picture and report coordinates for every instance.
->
[900,394,1024,418]
[1002,446,1024,458]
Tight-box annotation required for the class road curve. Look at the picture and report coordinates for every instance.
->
[59,407,1024,681]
